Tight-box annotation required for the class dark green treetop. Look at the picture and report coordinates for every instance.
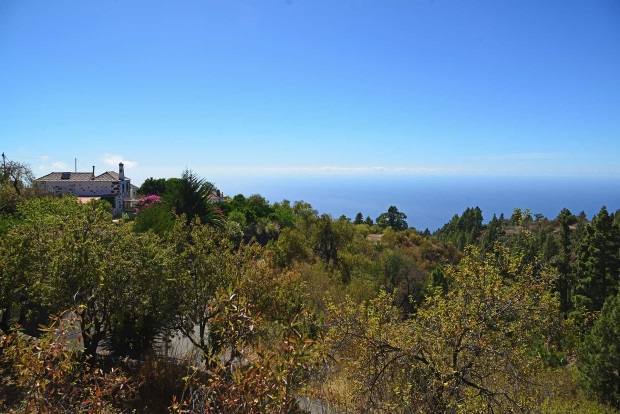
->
[376,206,408,231]
[579,289,620,408]
[573,206,620,313]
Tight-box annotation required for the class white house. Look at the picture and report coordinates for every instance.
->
[35,163,137,216]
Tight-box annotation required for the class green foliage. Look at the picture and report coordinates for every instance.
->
[573,206,620,314]
[1,196,173,358]
[511,207,533,225]
[133,202,175,235]
[0,176,614,412]
[1,311,133,412]
[539,366,617,413]
[275,227,311,267]
[354,212,364,225]
[0,160,36,214]
[434,206,483,249]
[270,199,295,228]
[164,169,223,227]
[0,211,21,237]
[579,290,620,408]
[555,208,578,314]
[429,267,448,293]
[226,209,247,227]
[376,205,408,230]
[311,214,350,269]
[479,213,503,252]
[165,220,310,362]
[322,245,560,412]
[139,176,168,196]
[378,250,427,313]
[226,193,273,225]
[219,193,282,244]
[170,304,317,414]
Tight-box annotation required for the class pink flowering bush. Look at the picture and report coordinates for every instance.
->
[135,194,162,214]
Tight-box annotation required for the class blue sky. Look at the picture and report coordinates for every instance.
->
[1,0,619,187]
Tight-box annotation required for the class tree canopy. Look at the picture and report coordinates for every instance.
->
[376,205,408,230]
[579,290,620,408]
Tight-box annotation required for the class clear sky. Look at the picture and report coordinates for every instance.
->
[1,0,619,186]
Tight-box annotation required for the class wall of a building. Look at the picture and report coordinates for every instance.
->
[40,180,119,197]
[40,177,135,216]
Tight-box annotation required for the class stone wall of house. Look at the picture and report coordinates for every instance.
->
[41,180,120,197]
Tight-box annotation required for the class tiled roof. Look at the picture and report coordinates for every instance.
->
[93,171,121,181]
[36,171,130,182]
[36,172,95,182]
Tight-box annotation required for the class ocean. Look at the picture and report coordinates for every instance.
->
[214,175,620,232]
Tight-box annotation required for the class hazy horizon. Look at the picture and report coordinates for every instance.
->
[204,174,620,231]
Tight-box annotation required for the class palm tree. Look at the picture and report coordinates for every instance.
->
[164,169,223,227]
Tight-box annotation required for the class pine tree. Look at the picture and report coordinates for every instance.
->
[376,206,408,230]
[480,213,501,252]
[579,290,620,408]
[354,212,364,225]
[556,208,577,314]
[573,206,620,313]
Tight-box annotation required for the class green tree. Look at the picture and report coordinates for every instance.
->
[364,215,373,226]
[226,210,247,227]
[270,199,295,228]
[132,202,175,235]
[1,159,34,197]
[479,213,502,252]
[2,197,136,356]
[434,207,483,249]
[164,169,222,227]
[2,196,176,358]
[354,212,364,225]
[579,290,620,408]
[275,227,311,267]
[165,219,311,365]
[323,245,559,412]
[556,208,578,314]
[429,266,448,293]
[138,177,168,196]
[224,193,280,243]
[165,222,244,361]
[292,200,318,225]
[380,250,427,314]
[573,206,620,314]
[510,208,532,226]
[246,194,273,222]
[0,159,37,214]
[376,206,408,230]
[312,214,342,268]
[0,196,84,331]
[105,229,175,357]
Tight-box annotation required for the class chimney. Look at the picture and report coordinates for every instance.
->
[119,162,125,181]
[92,166,95,178]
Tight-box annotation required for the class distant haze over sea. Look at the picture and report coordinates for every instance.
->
[213,175,620,232]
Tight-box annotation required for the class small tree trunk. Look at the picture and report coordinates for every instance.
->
[82,316,104,359]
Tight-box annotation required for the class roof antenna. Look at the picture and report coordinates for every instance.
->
[75,158,77,173]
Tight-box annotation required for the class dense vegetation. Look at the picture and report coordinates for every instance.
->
[1,163,619,413]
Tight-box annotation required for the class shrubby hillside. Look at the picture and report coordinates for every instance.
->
[1,167,619,413]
